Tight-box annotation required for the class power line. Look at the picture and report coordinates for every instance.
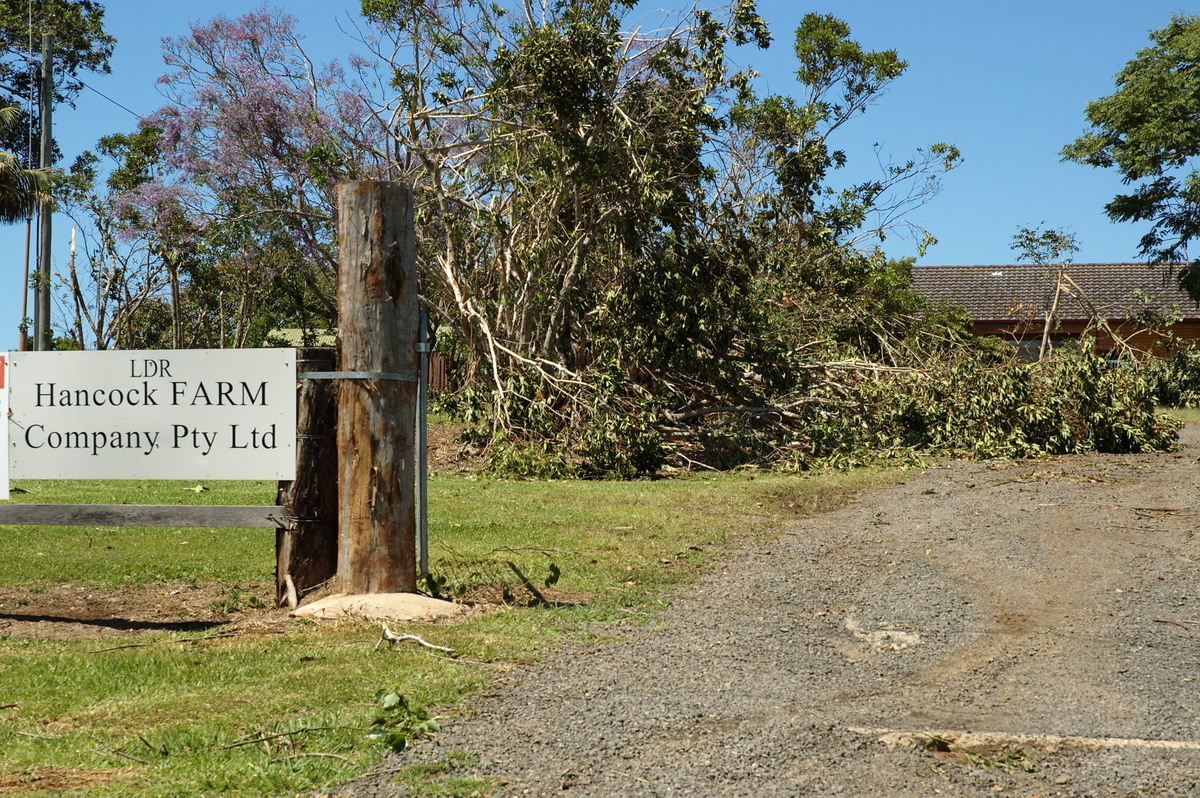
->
[77,79,144,121]
[25,0,33,168]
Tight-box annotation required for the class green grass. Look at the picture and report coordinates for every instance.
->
[0,467,898,796]
[1160,406,1200,426]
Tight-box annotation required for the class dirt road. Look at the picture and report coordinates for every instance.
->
[345,427,1200,797]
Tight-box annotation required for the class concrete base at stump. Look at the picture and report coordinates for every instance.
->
[292,593,466,622]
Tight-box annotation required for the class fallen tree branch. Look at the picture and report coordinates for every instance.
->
[797,359,923,374]
[419,651,497,666]
[223,727,342,749]
[1153,619,1192,631]
[487,546,573,556]
[671,451,719,472]
[284,752,355,764]
[88,736,151,764]
[87,642,151,653]
[663,405,784,423]
[375,625,457,654]
[89,631,241,654]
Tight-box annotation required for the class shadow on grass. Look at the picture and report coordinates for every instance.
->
[0,612,226,633]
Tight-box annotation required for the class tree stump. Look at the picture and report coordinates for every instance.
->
[276,346,338,607]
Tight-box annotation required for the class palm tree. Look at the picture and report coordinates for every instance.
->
[0,105,51,223]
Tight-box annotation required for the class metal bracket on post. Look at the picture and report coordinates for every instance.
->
[300,356,429,583]
[300,371,419,383]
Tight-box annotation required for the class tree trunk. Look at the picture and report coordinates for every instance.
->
[276,346,338,607]
[1039,269,1065,361]
[336,181,419,594]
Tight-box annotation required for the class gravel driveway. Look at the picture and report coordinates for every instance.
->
[341,427,1200,797]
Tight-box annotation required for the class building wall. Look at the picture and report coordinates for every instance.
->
[974,319,1200,359]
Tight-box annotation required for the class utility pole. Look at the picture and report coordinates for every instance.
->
[33,34,53,351]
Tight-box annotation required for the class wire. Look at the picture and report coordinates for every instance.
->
[77,79,144,121]
[25,0,32,168]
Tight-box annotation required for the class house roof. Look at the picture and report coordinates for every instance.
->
[911,262,1199,322]
[264,327,337,347]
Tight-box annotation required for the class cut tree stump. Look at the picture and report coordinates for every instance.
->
[276,346,338,607]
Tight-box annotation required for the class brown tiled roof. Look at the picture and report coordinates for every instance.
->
[911,263,1200,322]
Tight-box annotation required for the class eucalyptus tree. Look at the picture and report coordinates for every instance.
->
[354,1,958,471]
[87,1,959,471]
[57,128,178,349]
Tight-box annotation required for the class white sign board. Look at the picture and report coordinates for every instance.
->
[0,354,8,499]
[8,349,296,480]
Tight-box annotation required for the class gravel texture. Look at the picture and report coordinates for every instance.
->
[339,427,1200,797]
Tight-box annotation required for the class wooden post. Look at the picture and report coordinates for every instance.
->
[276,346,339,607]
[336,181,419,594]
[34,35,53,351]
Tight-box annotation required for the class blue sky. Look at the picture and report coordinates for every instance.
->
[1,0,1194,349]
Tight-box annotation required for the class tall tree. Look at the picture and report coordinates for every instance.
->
[0,0,115,160]
[730,13,960,362]
[356,1,958,472]
[0,103,49,220]
[1062,14,1200,299]
[57,128,171,349]
[356,0,780,440]
[74,2,959,472]
[1011,224,1079,360]
[110,6,381,344]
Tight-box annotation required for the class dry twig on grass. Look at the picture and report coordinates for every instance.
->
[223,727,340,749]
[88,736,151,764]
[285,752,355,764]
[1154,618,1200,630]
[88,631,241,654]
[374,624,456,654]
